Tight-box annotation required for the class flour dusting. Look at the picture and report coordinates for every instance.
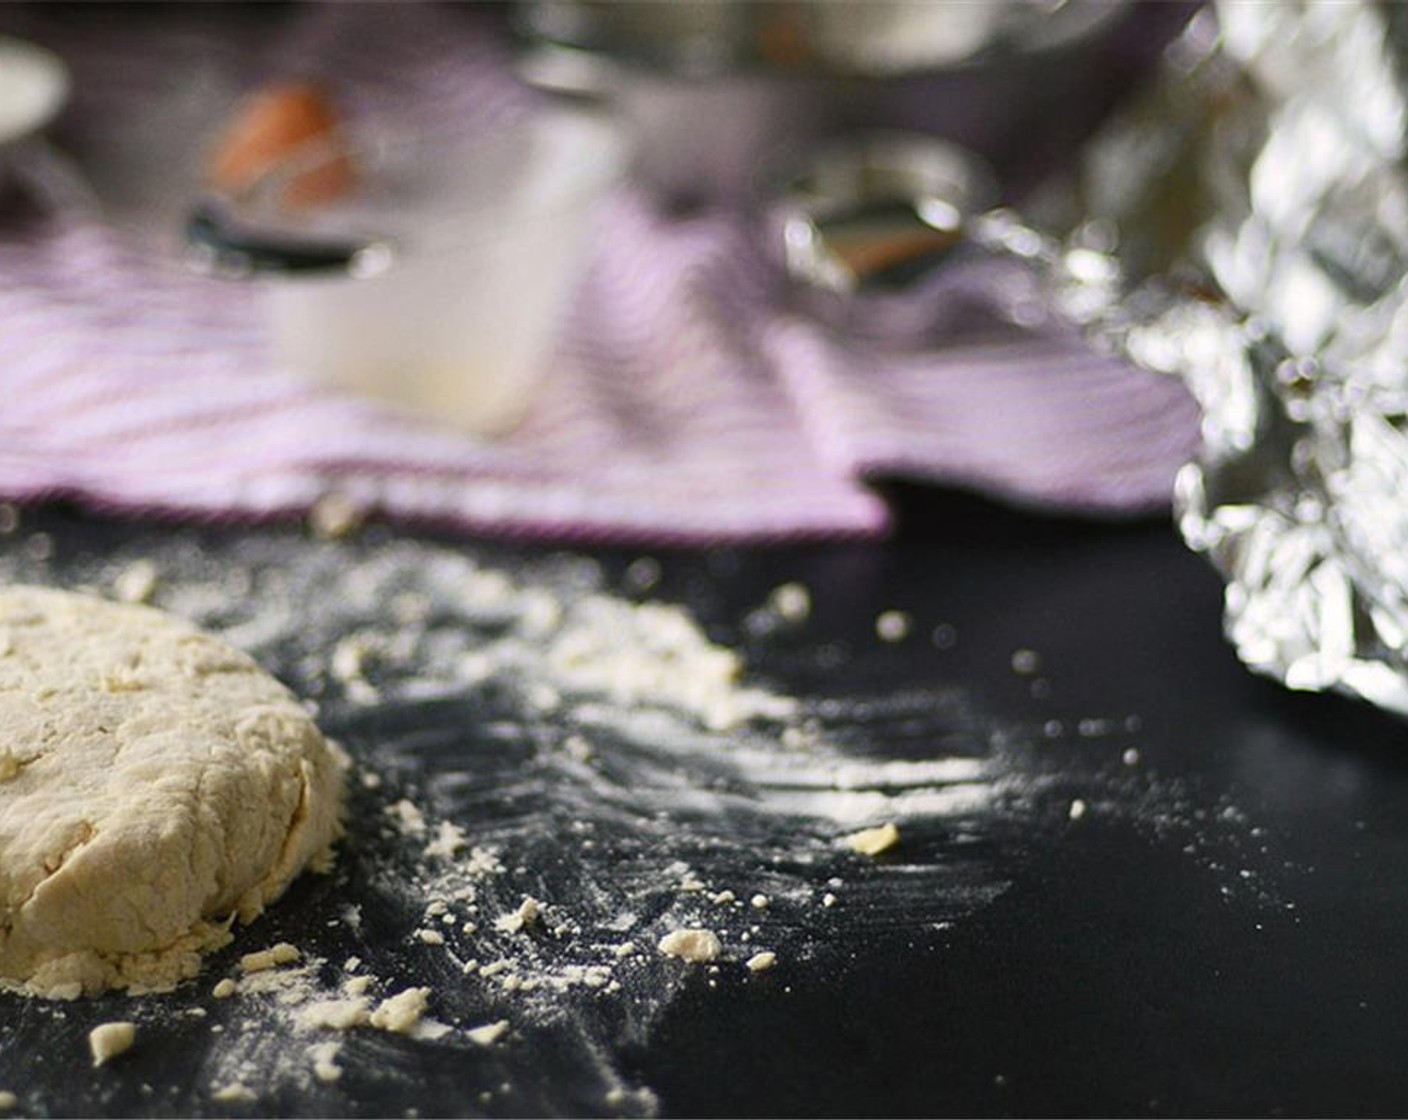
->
[0,508,1288,1115]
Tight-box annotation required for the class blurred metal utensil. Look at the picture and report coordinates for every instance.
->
[763,129,1113,350]
[516,0,1138,209]
[520,1,1128,76]
[767,131,1013,343]
[774,132,999,295]
[184,198,390,279]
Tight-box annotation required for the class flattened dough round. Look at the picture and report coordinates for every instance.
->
[0,585,344,998]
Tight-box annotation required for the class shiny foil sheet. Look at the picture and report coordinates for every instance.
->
[1026,1,1408,715]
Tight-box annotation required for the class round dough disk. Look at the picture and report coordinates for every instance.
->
[0,585,345,998]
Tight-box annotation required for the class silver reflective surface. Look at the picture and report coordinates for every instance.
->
[1059,1,1408,714]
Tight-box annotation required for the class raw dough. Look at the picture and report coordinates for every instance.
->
[211,1083,257,1103]
[842,821,900,856]
[240,942,301,973]
[368,986,431,1033]
[88,1021,136,1066]
[306,1040,345,1083]
[657,929,721,963]
[0,586,345,998]
[297,996,371,1031]
[466,1019,509,1046]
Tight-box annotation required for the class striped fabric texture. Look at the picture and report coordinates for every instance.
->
[0,4,1201,544]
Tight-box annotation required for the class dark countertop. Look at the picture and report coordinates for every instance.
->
[2,490,1407,1118]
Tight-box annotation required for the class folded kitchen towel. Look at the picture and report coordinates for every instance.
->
[0,3,1202,545]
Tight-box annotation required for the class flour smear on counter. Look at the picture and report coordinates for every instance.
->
[0,508,1287,1114]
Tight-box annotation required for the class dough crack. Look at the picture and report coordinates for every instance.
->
[16,820,96,915]
[268,768,313,883]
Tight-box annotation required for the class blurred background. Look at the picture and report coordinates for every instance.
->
[0,0,1205,547]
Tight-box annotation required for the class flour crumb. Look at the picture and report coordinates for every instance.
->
[494,897,541,934]
[657,929,722,963]
[413,1018,455,1042]
[424,820,467,859]
[465,846,504,877]
[1122,748,1141,766]
[416,929,446,946]
[329,635,373,685]
[89,1021,136,1067]
[389,591,431,627]
[386,799,427,836]
[519,589,563,637]
[822,892,838,908]
[613,941,637,959]
[467,1019,511,1046]
[308,492,365,540]
[240,943,300,973]
[298,997,371,1032]
[750,893,770,909]
[233,961,318,1006]
[212,978,238,999]
[369,987,432,1034]
[779,725,809,749]
[113,560,159,604]
[768,582,812,623]
[745,951,777,973]
[0,1091,16,1112]
[875,610,912,642]
[843,822,900,856]
[1010,648,1041,675]
[307,1040,344,1083]
[1069,798,1088,821]
[344,975,373,997]
[544,596,795,730]
[710,890,736,906]
[212,1083,257,1103]
[457,650,496,685]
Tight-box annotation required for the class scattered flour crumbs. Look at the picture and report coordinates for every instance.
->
[0,509,1286,1114]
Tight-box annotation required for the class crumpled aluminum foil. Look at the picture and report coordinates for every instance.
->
[1035,1,1408,714]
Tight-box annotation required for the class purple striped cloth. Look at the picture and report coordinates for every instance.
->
[0,4,1201,544]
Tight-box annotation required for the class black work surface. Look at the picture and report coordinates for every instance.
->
[2,492,1406,1119]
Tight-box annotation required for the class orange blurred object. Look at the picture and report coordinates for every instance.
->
[207,79,355,209]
